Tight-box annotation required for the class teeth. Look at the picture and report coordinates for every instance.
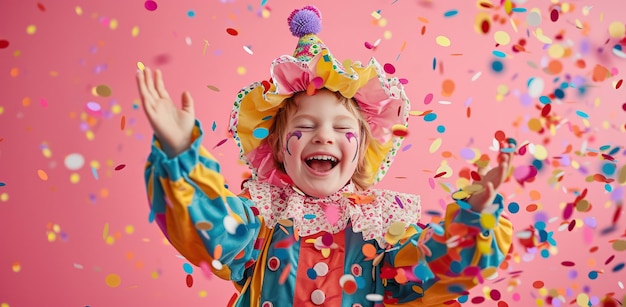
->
[306,155,338,162]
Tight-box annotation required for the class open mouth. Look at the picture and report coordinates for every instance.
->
[305,155,339,172]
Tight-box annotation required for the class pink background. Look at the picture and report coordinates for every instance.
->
[1,0,625,306]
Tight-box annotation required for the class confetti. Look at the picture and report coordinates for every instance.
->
[144,0,157,11]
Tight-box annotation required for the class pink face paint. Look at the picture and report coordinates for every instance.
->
[285,130,302,156]
[346,132,359,162]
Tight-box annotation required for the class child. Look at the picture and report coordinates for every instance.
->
[136,6,513,307]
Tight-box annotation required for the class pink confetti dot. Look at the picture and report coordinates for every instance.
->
[144,0,157,11]
[383,63,396,74]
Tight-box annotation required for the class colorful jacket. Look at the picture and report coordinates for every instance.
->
[145,122,513,307]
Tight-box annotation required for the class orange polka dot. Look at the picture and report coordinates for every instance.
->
[546,60,563,74]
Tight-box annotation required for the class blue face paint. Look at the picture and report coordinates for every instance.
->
[285,130,302,156]
[346,132,359,162]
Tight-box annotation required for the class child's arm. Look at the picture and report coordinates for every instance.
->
[382,195,513,306]
[145,121,263,282]
[138,67,262,282]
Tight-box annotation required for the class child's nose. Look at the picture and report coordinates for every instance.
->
[312,127,334,144]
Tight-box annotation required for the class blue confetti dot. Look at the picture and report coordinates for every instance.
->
[560,81,569,89]
[444,9,458,17]
[212,121,217,131]
[588,271,598,279]
[615,44,623,51]
[492,50,506,58]
[532,159,544,170]
[540,249,550,258]
[612,262,625,272]
[604,184,612,192]
[261,115,273,121]
[432,57,437,70]
[554,88,565,99]
[423,113,437,122]
[539,95,552,104]
[491,60,504,72]
[187,10,195,17]
[303,214,316,220]
[436,125,445,133]
[183,263,193,274]
[457,295,469,303]
[609,146,621,155]
[512,7,527,12]
[0,182,5,187]
[534,221,546,231]
[602,162,616,175]
[575,110,589,118]
[508,202,520,214]
[599,144,612,151]
[252,127,269,139]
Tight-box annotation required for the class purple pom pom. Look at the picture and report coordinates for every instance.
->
[288,6,322,38]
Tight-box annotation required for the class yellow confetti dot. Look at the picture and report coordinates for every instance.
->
[105,236,115,245]
[125,225,135,234]
[75,6,83,15]
[42,147,52,158]
[69,173,80,184]
[111,104,121,114]
[548,44,565,58]
[1,303,10,307]
[199,290,207,298]
[530,144,548,160]
[527,118,543,132]
[86,130,94,140]
[12,262,21,272]
[52,224,61,233]
[151,271,160,279]
[0,106,3,114]
[608,21,626,38]
[535,297,545,306]
[496,84,508,95]
[237,66,246,75]
[371,11,381,19]
[105,273,121,287]
[137,61,145,71]
[378,18,387,27]
[26,25,36,35]
[494,31,510,45]
[109,19,118,30]
[0,193,8,202]
[452,190,470,200]
[91,160,101,169]
[435,36,451,47]
[261,9,270,18]
[47,231,56,242]
[383,30,392,40]
[37,169,49,181]
[131,26,140,37]
[576,293,589,307]
[429,138,442,153]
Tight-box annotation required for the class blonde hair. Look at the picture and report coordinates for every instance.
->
[267,89,373,190]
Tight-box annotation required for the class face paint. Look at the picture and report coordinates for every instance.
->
[345,132,359,162]
[285,130,302,156]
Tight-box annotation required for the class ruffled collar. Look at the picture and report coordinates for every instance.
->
[244,180,421,246]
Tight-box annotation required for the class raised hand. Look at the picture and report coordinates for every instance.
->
[136,67,196,157]
[465,141,515,212]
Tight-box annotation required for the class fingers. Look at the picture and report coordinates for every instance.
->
[155,69,170,99]
[181,91,195,116]
[143,67,160,99]
[136,68,153,112]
